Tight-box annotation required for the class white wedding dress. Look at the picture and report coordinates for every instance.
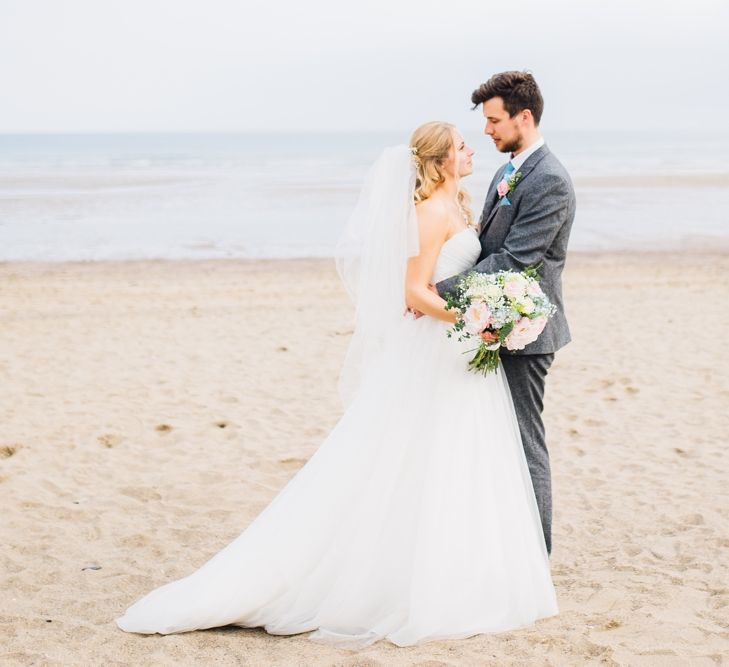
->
[116,227,558,648]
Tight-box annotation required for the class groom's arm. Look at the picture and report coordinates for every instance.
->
[436,173,571,296]
[474,173,570,273]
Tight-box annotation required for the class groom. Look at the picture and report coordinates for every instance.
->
[436,71,576,556]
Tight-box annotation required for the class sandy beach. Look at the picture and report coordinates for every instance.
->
[1,252,728,666]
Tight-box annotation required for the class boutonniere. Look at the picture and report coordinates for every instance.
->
[496,171,522,199]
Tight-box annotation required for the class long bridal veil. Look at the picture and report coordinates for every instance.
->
[334,145,420,406]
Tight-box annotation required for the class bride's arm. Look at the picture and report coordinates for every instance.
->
[405,204,457,324]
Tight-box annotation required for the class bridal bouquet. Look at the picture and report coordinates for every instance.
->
[445,267,556,375]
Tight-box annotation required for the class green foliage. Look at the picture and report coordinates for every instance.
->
[498,321,515,343]
[523,261,544,280]
[506,171,523,196]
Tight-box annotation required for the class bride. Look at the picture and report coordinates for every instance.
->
[116,121,558,648]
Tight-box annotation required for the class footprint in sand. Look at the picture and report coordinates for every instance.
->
[97,434,121,448]
[680,513,705,526]
[707,587,729,610]
[120,533,150,548]
[0,444,19,458]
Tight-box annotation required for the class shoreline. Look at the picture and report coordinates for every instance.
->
[2,244,729,270]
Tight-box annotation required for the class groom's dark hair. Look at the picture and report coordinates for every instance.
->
[472,71,544,125]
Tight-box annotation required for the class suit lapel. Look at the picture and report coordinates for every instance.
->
[479,144,551,239]
[509,144,550,185]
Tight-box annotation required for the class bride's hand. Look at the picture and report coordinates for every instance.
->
[480,331,499,344]
[405,284,438,319]
[404,306,425,319]
[405,285,438,319]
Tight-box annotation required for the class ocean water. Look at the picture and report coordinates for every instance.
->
[0,131,727,261]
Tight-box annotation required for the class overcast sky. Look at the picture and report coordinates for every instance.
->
[0,0,726,133]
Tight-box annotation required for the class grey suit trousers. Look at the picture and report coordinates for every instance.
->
[500,353,554,555]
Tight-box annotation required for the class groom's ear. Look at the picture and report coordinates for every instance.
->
[519,108,537,127]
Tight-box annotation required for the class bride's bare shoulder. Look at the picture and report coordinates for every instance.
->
[414,197,450,241]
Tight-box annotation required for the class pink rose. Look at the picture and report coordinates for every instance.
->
[504,316,547,351]
[504,281,524,299]
[463,302,493,335]
[528,315,548,337]
[503,274,528,299]
[527,281,544,297]
[496,179,509,198]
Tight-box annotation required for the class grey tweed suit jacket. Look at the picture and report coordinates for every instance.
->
[436,144,576,355]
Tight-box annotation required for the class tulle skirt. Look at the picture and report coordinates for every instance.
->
[116,315,558,648]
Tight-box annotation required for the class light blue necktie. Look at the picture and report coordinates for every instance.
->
[498,161,516,202]
[484,161,516,226]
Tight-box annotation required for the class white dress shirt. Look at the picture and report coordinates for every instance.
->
[509,136,545,171]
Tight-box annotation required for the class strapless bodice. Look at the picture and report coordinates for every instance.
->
[431,227,481,284]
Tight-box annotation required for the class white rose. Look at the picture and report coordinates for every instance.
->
[485,284,503,301]
[519,296,535,314]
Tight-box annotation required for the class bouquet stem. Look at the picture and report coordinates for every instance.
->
[467,343,500,375]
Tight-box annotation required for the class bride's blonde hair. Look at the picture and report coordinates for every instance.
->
[409,121,473,226]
